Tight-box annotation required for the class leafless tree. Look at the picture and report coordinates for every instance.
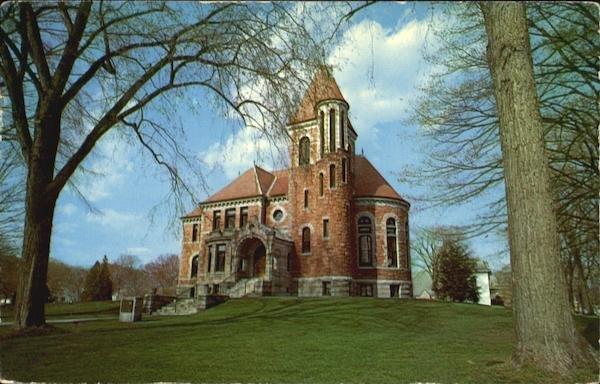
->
[0,1,352,328]
[480,2,595,373]
[405,2,598,310]
[144,254,179,293]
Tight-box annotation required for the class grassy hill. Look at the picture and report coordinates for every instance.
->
[0,298,596,383]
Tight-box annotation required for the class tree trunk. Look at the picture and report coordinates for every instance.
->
[15,172,57,327]
[15,114,61,328]
[480,2,596,373]
[574,251,593,315]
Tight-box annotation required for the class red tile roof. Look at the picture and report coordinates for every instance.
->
[352,156,407,203]
[268,170,289,196]
[183,156,407,213]
[290,66,347,124]
[205,168,261,203]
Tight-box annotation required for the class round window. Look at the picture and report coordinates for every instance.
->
[273,209,284,222]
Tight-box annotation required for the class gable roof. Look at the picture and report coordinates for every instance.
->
[353,156,406,202]
[290,66,347,125]
[205,167,262,203]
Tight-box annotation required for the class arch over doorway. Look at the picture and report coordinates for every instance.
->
[237,237,267,278]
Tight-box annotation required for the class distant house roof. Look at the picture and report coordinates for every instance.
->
[412,270,434,298]
[474,259,491,273]
[290,66,348,125]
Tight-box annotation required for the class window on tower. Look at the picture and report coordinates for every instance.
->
[319,111,325,158]
[299,137,310,166]
[340,110,345,149]
[386,218,398,268]
[302,227,311,254]
[329,109,335,152]
[329,164,336,188]
[319,173,324,196]
[358,216,374,267]
[342,158,347,183]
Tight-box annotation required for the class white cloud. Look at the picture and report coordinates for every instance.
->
[201,126,289,179]
[200,14,437,179]
[85,208,141,230]
[77,129,134,202]
[57,202,77,216]
[328,17,435,143]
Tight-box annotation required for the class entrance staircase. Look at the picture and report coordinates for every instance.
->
[226,278,264,298]
[153,298,198,316]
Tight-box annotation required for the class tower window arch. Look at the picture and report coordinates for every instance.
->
[358,216,374,267]
[319,173,324,196]
[340,110,345,149]
[319,111,325,158]
[342,158,347,183]
[302,227,311,253]
[329,164,336,188]
[386,218,398,268]
[190,255,199,278]
[299,137,310,166]
[329,108,336,152]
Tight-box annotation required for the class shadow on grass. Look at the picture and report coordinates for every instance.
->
[0,324,68,341]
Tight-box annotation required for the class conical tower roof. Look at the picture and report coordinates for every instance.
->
[289,66,347,125]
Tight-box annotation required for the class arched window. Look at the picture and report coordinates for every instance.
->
[190,255,199,278]
[302,227,311,253]
[304,190,309,208]
[299,137,310,166]
[341,158,347,183]
[319,173,324,196]
[386,218,398,268]
[358,216,373,267]
[319,111,325,158]
[329,164,336,188]
[329,108,336,152]
[340,110,345,149]
[405,218,410,269]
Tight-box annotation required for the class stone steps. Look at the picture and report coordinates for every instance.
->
[154,298,198,316]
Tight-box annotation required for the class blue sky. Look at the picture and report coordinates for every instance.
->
[50,2,508,270]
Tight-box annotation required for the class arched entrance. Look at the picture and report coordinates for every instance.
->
[237,237,267,278]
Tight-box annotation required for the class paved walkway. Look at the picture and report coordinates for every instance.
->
[0,316,115,327]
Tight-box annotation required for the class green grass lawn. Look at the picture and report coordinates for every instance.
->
[0,298,596,383]
[0,300,119,321]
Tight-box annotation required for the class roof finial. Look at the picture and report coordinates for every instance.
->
[361,148,364,156]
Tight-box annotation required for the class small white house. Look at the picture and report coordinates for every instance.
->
[474,260,492,306]
[412,258,493,305]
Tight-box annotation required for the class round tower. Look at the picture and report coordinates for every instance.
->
[287,67,357,296]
